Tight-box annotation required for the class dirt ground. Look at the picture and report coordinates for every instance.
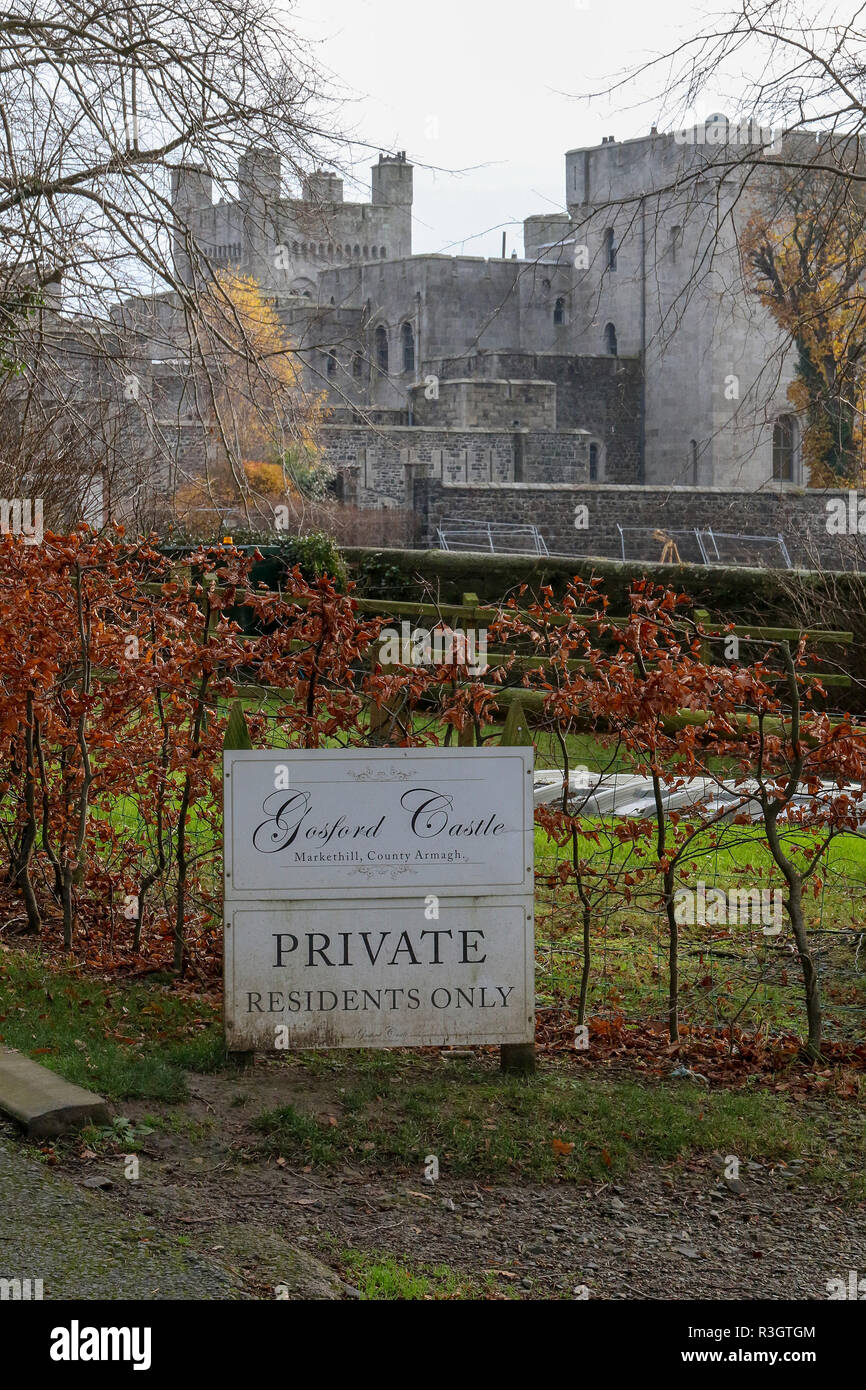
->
[39,1061,866,1301]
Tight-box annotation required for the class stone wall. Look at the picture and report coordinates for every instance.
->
[412,479,851,568]
[320,425,590,506]
[422,352,641,481]
[410,378,557,430]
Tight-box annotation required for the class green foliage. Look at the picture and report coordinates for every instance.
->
[164,534,348,590]
[352,551,426,599]
[275,445,335,501]
[0,284,44,375]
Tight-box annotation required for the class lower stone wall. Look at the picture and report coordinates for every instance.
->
[412,480,854,568]
[320,425,589,506]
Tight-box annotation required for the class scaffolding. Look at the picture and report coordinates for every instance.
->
[617,524,793,569]
[436,520,550,556]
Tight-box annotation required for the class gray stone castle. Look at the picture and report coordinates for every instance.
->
[104,124,843,560]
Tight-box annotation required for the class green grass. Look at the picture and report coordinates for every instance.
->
[253,1050,864,1191]
[0,945,225,1101]
[532,816,866,1036]
[331,1248,518,1300]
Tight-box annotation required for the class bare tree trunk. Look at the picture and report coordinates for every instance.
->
[15,693,42,932]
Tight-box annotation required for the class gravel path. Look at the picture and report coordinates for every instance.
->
[0,1129,245,1300]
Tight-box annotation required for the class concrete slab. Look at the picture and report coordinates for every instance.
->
[0,1047,110,1138]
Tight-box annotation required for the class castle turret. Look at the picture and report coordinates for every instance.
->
[238,148,281,209]
[170,164,213,284]
[238,148,282,280]
[302,170,344,204]
[370,152,413,258]
[371,151,413,207]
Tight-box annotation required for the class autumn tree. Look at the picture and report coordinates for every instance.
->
[175,271,329,534]
[742,170,866,485]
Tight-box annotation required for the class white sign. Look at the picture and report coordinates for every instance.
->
[223,747,535,1049]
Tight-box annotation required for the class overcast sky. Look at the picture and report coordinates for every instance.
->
[291,0,737,257]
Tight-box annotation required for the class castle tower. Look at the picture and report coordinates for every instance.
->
[238,148,282,282]
[170,164,213,285]
[370,152,413,258]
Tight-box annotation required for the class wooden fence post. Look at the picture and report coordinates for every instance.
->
[458,592,480,747]
[499,694,537,1076]
[693,608,713,666]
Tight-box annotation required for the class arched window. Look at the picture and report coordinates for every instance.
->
[372,246,379,258]
[553,297,565,326]
[380,246,386,258]
[354,244,360,257]
[690,439,698,485]
[604,322,618,355]
[773,415,797,481]
[363,245,369,258]
[401,321,415,374]
[604,227,617,271]
[327,350,338,378]
[375,325,389,375]
[352,352,363,379]
[589,443,599,481]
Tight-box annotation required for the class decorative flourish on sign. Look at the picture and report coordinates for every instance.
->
[357,863,416,878]
[347,766,415,782]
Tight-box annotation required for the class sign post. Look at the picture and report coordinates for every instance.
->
[223,746,535,1054]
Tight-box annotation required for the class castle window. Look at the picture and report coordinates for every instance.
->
[327,350,338,378]
[372,246,379,258]
[604,322,618,355]
[589,443,599,481]
[604,227,617,271]
[353,352,363,379]
[363,245,369,258]
[773,415,797,481]
[542,278,551,291]
[292,241,298,254]
[354,244,360,257]
[553,297,565,326]
[375,325,389,375]
[690,439,698,485]
[401,321,415,374]
[318,243,324,257]
[381,246,386,258]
